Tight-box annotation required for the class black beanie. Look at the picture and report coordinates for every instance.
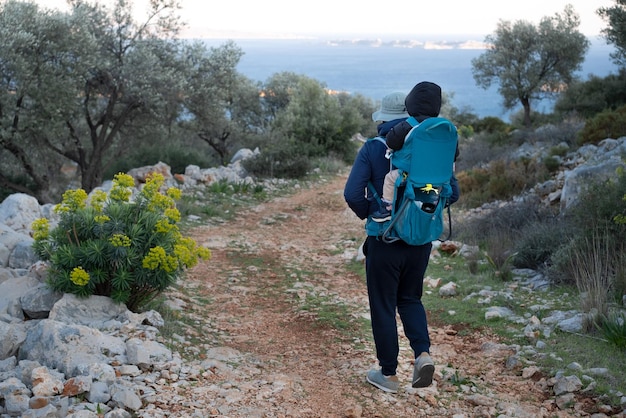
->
[405,81,442,118]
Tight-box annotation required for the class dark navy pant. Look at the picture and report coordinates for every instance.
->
[364,236,431,376]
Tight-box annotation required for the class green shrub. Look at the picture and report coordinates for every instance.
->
[543,155,561,173]
[473,116,510,135]
[546,237,578,285]
[549,144,570,157]
[568,169,626,240]
[522,118,584,148]
[483,228,516,281]
[555,70,626,119]
[509,109,560,130]
[457,199,541,244]
[457,125,474,139]
[577,105,626,145]
[597,312,626,350]
[512,219,569,270]
[456,199,561,280]
[104,144,216,179]
[243,140,312,179]
[31,173,211,312]
[548,170,626,289]
[456,158,550,208]
[456,131,515,172]
[312,155,349,175]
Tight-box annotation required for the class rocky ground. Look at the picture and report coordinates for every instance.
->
[151,172,610,418]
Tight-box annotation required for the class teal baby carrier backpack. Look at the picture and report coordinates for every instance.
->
[367,116,458,245]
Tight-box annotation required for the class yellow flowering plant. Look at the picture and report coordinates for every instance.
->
[32,172,211,312]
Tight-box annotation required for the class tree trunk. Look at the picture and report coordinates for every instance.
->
[521,97,532,127]
[80,151,104,192]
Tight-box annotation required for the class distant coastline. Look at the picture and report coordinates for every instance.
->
[324,38,488,50]
[194,32,612,51]
[201,37,617,119]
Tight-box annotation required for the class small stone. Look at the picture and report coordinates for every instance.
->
[344,404,363,418]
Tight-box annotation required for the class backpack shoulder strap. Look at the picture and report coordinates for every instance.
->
[369,136,386,146]
[406,116,419,127]
[366,136,388,207]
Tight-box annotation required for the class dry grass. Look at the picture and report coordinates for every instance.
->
[570,233,613,327]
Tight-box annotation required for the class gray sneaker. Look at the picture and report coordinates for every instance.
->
[366,369,399,393]
[412,353,435,388]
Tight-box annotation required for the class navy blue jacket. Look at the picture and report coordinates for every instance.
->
[344,118,459,221]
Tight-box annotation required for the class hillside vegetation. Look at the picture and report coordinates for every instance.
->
[1,0,626,411]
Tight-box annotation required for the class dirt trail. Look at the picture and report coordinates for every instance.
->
[163,172,585,418]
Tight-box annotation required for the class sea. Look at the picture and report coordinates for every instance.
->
[202,36,619,120]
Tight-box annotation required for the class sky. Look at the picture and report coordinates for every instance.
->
[37,0,613,39]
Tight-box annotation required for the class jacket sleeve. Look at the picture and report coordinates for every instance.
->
[344,145,374,220]
[385,122,408,151]
[448,174,460,205]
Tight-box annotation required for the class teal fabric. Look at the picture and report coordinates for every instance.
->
[366,116,458,245]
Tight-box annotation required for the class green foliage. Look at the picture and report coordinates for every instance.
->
[542,155,561,173]
[512,220,568,270]
[555,70,626,118]
[273,76,338,151]
[598,0,626,67]
[537,327,626,402]
[242,138,312,179]
[457,199,552,279]
[472,5,590,126]
[311,155,350,175]
[0,0,187,200]
[262,72,366,163]
[596,312,626,350]
[174,180,267,223]
[549,144,570,157]
[577,105,626,145]
[484,232,515,281]
[568,167,626,238]
[550,170,626,293]
[443,369,476,389]
[473,117,510,135]
[508,109,567,131]
[181,41,265,166]
[0,174,38,203]
[335,92,378,154]
[0,3,372,201]
[31,173,211,312]
[455,131,516,173]
[262,72,305,117]
[104,144,216,179]
[456,158,550,207]
[0,1,84,200]
[457,125,474,139]
[548,169,626,291]
[441,93,480,129]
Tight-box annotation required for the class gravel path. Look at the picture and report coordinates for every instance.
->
[153,173,595,418]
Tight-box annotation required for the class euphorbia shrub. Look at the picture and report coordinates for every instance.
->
[32,172,211,312]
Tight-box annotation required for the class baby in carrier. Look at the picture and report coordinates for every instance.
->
[372,82,458,222]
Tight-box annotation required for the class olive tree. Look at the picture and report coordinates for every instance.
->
[0,0,185,202]
[0,1,85,201]
[268,73,367,161]
[262,72,305,120]
[472,5,590,127]
[181,40,264,166]
[598,0,626,67]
